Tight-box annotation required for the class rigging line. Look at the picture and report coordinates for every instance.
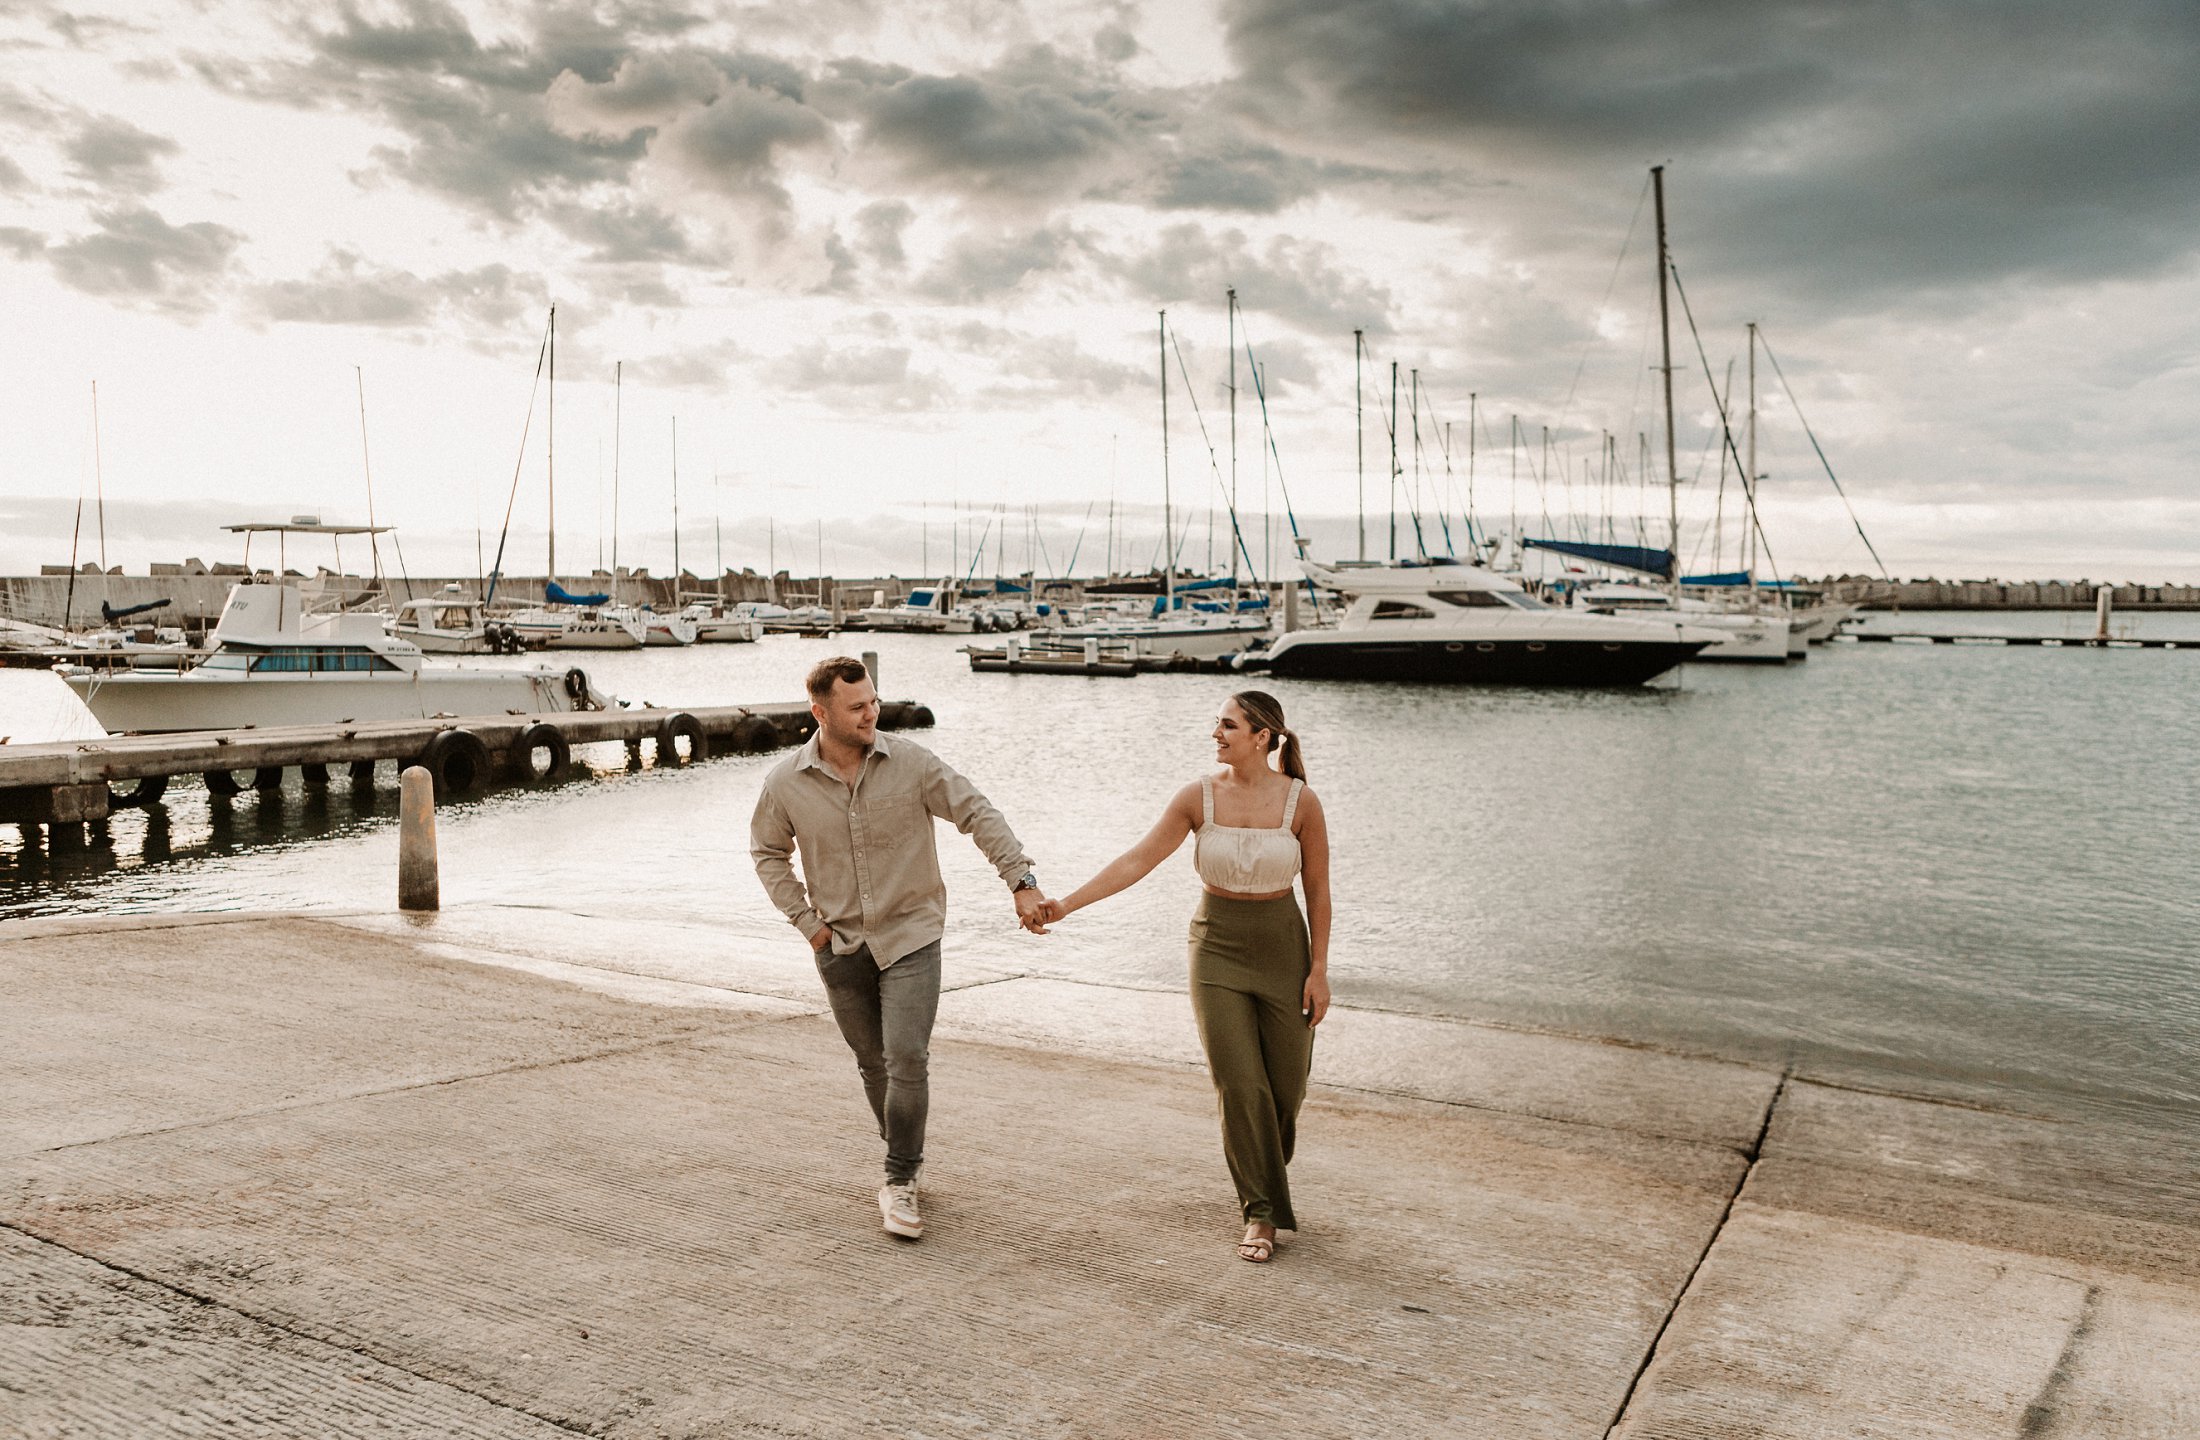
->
[1555,171,1653,435]
[484,321,551,606]
[353,367,393,599]
[1372,362,1431,558]
[1062,500,1096,576]
[1238,336,1318,607]
[1249,331,1293,540]
[1668,261,1781,584]
[1168,328,1265,584]
[1758,329,1894,584]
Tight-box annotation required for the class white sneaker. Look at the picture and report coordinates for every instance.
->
[878,1182,923,1239]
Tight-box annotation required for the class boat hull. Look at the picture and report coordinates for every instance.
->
[63,670,576,735]
[1246,636,1709,686]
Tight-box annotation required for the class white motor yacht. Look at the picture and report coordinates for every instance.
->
[388,584,530,655]
[857,584,955,634]
[1236,560,1717,684]
[62,582,613,734]
[1575,582,1794,664]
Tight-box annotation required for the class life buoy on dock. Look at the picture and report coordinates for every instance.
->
[510,721,571,783]
[655,712,707,767]
[416,728,492,797]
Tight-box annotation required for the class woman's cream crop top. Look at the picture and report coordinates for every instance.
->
[1193,776,1305,894]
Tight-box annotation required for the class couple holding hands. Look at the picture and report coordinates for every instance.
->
[751,656,1330,1264]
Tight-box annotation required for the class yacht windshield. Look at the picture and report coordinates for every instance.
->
[1496,590,1550,610]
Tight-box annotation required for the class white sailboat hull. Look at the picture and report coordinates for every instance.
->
[64,668,577,735]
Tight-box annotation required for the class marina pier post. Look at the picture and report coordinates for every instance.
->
[397,765,437,912]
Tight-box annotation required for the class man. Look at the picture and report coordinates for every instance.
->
[750,655,1047,1240]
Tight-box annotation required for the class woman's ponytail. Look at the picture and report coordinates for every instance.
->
[1230,689,1307,782]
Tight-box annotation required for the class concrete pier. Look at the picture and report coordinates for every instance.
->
[2,908,2194,1437]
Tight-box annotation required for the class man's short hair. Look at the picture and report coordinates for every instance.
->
[806,655,873,703]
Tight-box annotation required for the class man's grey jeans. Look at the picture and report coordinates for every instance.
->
[814,939,941,1185]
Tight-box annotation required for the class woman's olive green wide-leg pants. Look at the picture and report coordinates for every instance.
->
[1188,892,1315,1231]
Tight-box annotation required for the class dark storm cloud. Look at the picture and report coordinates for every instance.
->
[42,205,240,312]
[251,250,547,332]
[1223,0,2200,305]
[857,66,1123,199]
[64,114,178,194]
[1105,223,1393,336]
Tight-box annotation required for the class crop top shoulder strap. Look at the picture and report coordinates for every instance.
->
[1281,778,1304,828]
[1200,775,1214,826]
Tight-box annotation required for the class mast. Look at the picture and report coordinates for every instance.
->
[1467,393,1478,554]
[1223,290,1240,606]
[547,304,556,594]
[1410,367,1422,558]
[1160,310,1173,609]
[670,415,681,585]
[1746,320,1760,592]
[1354,329,1366,562]
[354,368,387,594]
[1388,361,1399,561]
[92,381,106,584]
[611,361,622,601]
[1653,165,1679,595]
[715,468,724,600]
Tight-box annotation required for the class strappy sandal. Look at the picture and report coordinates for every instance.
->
[1237,1226,1275,1263]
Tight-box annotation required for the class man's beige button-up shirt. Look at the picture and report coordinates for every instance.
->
[750,731,1032,968]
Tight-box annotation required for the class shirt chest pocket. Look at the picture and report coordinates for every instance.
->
[857,788,926,825]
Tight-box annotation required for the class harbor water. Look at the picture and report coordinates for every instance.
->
[5,610,2197,1123]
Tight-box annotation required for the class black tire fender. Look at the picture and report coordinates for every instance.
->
[512,721,571,782]
[203,769,246,797]
[110,774,168,808]
[731,714,780,752]
[656,712,706,767]
[418,728,492,797]
[563,667,590,705]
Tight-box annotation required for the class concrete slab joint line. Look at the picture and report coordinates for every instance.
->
[0,1217,597,1437]
[1601,1067,1792,1438]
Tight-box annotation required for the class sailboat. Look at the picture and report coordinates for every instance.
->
[1524,167,1792,664]
[502,317,646,650]
[1056,306,1268,660]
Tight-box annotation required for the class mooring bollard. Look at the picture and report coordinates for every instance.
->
[2094,585,2112,642]
[862,649,880,695]
[1083,637,1100,667]
[397,764,439,912]
[1282,580,1300,633]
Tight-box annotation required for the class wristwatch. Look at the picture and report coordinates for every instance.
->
[1011,870,1039,893]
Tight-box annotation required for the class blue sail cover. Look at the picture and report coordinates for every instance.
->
[546,581,612,606]
[1522,538,1674,576]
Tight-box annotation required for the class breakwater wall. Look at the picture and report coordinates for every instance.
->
[0,569,943,632]
[1821,578,2200,610]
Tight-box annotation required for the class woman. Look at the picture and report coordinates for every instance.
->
[1039,691,1331,1263]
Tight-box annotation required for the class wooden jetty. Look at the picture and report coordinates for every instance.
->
[1839,633,2197,649]
[0,700,934,828]
[963,643,1232,677]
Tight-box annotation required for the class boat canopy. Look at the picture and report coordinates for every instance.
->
[546,581,612,606]
[1682,571,1814,591]
[222,521,392,535]
[1523,538,1674,577]
[989,579,1030,594]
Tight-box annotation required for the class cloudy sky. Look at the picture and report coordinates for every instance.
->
[1,0,2196,583]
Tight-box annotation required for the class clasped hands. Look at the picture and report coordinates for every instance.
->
[1013,887,1065,934]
